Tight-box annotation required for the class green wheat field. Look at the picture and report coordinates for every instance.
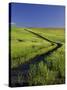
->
[10,26,65,86]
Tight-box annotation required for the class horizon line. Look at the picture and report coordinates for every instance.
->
[11,25,65,29]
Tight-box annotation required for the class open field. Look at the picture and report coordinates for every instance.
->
[30,28,65,43]
[10,27,65,86]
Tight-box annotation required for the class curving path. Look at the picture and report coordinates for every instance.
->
[10,29,62,87]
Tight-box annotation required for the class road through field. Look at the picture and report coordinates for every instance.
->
[11,29,62,87]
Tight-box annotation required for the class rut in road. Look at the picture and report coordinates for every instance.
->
[10,29,62,87]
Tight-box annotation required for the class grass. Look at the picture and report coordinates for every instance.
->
[10,26,65,86]
[11,26,53,68]
[30,28,65,43]
[28,44,65,85]
[28,62,57,85]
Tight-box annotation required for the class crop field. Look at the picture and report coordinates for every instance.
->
[10,26,65,86]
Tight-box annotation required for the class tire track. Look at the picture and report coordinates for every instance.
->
[10,29,62,87]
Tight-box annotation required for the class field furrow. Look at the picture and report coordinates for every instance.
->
[10,27,64,87]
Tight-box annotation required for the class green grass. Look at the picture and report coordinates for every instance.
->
[28,62,57,85]
[10,26,65,86]
[30,28,65,43]
[11,27,53,68]
[28,45,65,85]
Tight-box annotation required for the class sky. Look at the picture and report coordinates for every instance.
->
[10,3,65,28]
